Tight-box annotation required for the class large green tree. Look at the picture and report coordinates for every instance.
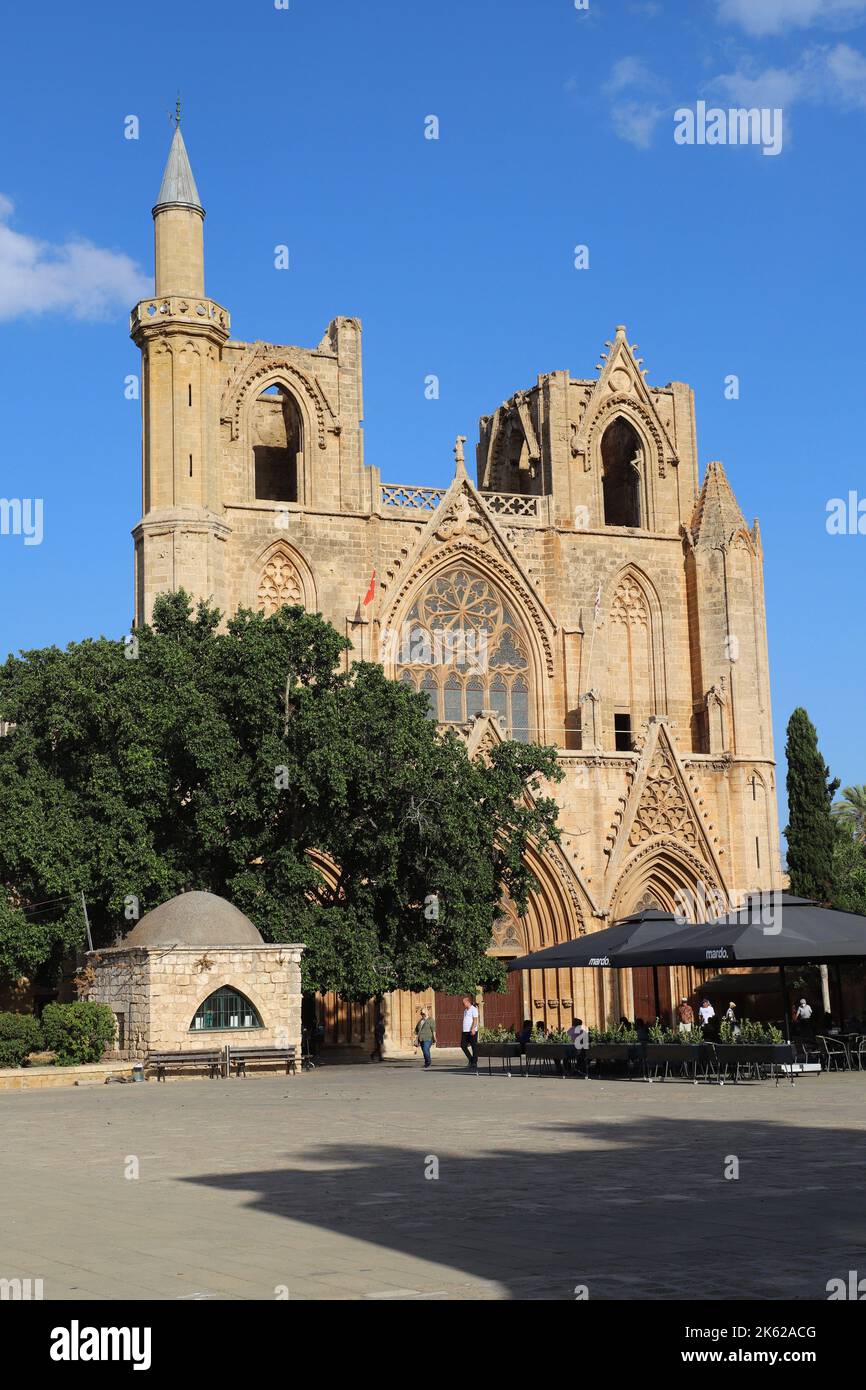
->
[784,707,839,902]
[0,593,562,996]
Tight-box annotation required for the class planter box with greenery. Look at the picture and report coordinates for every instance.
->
[644,1043,703,1065]
[476,1027,521,1061]
[525,1043,573,1062]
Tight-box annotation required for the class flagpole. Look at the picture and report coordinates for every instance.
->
[583,581,602,693]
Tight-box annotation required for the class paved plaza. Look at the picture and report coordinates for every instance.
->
[1,1059,865,1301]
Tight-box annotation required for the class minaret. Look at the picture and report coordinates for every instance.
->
[130,107,231,625]
[686,460,772,760]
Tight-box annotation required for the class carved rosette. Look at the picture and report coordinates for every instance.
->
[629,750,698,849]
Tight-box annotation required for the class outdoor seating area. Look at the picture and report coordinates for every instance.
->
[503,893,866,1089]
[473,1033,866,1086]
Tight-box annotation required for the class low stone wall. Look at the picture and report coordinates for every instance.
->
[0,1062,134,1092]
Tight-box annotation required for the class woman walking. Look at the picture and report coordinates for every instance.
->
[415,1007,437,1069]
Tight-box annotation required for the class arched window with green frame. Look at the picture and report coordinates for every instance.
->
[190,987,263,1031]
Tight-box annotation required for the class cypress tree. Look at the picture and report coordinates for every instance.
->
[784,707,839,902]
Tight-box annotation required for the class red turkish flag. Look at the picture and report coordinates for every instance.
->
[363,570,376,606]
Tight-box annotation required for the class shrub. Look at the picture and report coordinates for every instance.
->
[478,1026,516,1042]
[589,1022,639,1044]
[40,1002,116,1065]
[0,1012,44,1068]
[719,1018,784,1045]
[648,1021,704,1044]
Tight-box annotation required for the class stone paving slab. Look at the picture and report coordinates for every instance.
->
[1,1060,865,1300]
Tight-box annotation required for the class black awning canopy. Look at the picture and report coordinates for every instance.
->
[507,908,684,972]
[508,895,866,972]
[616,895,866,968]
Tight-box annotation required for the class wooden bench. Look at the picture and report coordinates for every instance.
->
[147,1050,223,1081]
[229,1045,297,1077]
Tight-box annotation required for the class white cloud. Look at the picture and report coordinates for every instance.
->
[0,197,149,323]
[605,57,658,95]
[603,56,668,148]
[718,0,866,37]
[611,101,668,148]
[714,42,866,111]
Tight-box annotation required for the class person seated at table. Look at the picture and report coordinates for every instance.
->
[517,1018,533,1051]
[633,1017,649,1043]
[619,1014,633,1030]
[567,1017,590,1077]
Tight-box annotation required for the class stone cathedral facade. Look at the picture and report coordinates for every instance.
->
[130,126,782,1051]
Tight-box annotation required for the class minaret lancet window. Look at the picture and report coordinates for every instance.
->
[252,385,302,503]
[601,417,642,527]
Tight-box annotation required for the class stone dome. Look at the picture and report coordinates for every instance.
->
[123,891,264,948]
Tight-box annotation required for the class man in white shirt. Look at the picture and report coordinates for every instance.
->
[460,994,479,1069]
[698,998,715,1027]
[568,1016,590,1077]
[794,999,814,1038]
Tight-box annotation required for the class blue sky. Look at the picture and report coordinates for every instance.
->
[0,0,864,820]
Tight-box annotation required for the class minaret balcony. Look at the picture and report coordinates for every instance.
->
[130,295,230,340]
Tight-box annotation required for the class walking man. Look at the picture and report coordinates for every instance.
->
[460,993,479,1070]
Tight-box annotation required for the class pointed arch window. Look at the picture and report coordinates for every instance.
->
[252,385,303,503]
[397,568,535,741]
[191,988,263,1031]
[601,417,642,527]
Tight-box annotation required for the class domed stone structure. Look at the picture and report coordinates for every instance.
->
[124,891,264,948]
[87,891,303,1069]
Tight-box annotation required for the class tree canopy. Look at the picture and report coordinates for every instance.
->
[0,593,562,997]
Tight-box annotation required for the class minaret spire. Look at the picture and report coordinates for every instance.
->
[152,110,205,296]
[154,124,203,216]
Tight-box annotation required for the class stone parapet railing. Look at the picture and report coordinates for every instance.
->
[379,483,448,511]
[379,483,542,521]
[130,296,231,336]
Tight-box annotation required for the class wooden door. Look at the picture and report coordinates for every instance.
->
[433,993,468,1048]
[631,967,655,1024]
[482,971,523,1034]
